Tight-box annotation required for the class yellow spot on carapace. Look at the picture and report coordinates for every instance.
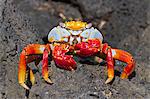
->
[65,21,87,30]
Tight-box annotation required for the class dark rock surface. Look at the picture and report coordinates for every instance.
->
[0,0,150,99]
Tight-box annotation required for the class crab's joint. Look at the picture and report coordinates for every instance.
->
[94,56,103,63]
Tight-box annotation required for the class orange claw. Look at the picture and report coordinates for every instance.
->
[111,49,135,79]
[18,44,51,90]
[53,44,77,71]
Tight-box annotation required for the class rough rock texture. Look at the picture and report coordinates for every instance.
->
[0,0,150,99]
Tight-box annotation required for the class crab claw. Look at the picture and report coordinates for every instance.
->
[74,39,101,57]
[18,50,30,90]
[53,44,77,71]
[111,49,135,79]
[102,43,135,84]
[18,44,52,90]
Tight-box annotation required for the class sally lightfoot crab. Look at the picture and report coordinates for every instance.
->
[18,21,135,90]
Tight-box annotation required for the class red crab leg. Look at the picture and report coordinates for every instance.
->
[18,44,52,90]
[102,43,114,84]
[111,49,135,79]
[42,48,53,84]
[53,44,77,71]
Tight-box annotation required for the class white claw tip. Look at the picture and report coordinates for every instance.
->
[20,83,30,90]
[105,77,113,84]
[45,78,53,84]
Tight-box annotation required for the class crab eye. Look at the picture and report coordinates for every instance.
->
[59,22,65,28]
[85,23,92,29]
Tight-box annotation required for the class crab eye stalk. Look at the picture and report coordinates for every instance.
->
[85,23,92,29]
[59,22,66,28]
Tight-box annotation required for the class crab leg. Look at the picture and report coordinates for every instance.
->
[42,48,53,83]
[102,43,114,84]
[29,68,35,85]
[18,44,52,90]
[111,49,135,79]
[18,50,29,89]
[53,44,77,71]
[105,48,115,84]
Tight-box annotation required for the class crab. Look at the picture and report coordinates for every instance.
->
[18,21,135,90]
